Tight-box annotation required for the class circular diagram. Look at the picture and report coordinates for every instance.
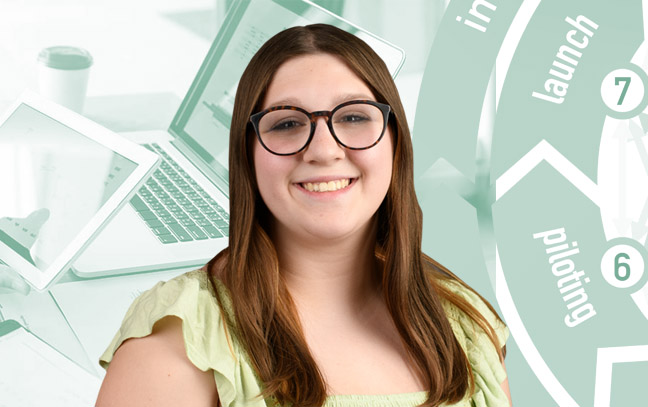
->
[414,1,648,406]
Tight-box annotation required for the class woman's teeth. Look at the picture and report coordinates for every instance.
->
[302,178,351,192]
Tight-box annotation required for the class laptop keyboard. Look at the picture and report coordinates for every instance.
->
[128,143,229,244]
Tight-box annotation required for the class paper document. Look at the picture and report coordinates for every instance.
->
[0,287,96,374]
[0,321,101,407]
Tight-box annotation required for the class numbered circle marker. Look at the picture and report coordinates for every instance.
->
[600,242,645,289]
[601,66,648,118]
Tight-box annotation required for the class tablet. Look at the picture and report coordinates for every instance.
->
[0,319,101,406]
[0,91,159,291]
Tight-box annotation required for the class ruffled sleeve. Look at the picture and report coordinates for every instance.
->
[439,280,510,407]
[99,269,267,407]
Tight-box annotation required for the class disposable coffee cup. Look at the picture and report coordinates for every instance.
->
[37,46,93,114]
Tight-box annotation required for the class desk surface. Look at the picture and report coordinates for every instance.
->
[0,3,219,404]
[0,0,213,113]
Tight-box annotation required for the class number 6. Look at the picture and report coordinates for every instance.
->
[614,252,631,281]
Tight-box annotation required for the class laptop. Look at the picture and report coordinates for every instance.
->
[73,0,405,277]
[0,91,158,290]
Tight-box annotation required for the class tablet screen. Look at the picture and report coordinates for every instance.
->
[0,103,138,273]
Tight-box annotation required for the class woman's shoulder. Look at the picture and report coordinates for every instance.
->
[436,278,510,406]
[96,315,220,407]
[99,268,233,370]
[98,267,269,407]
[436,278,509,347]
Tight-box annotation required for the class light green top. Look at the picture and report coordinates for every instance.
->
[100,269,510,407]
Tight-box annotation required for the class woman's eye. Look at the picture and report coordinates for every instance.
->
[270,119,304,131]
[337,114,369,123]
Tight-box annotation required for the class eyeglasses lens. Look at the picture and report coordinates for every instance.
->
[257,103,384,154]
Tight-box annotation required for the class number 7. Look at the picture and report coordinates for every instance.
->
[615,77,631,105]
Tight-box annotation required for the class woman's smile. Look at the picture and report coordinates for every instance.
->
[295,177,356,195]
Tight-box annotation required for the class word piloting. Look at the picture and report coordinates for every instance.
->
[532,15,599,104]
[533,227,597,328]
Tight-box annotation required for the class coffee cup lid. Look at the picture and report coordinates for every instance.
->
[38,46,93,70]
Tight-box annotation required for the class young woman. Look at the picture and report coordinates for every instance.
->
[96,24,511,407]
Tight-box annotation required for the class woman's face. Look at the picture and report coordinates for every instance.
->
[253,53,394,244]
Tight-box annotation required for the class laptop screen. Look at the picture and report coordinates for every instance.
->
[169,0,405,185]
[0,104,138,272]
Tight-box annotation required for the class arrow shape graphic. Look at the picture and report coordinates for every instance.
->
[628,120,648,177]
[631,195,648,242]
[614,122,630,235]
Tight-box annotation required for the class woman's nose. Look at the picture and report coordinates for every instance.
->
[301,117,345,162]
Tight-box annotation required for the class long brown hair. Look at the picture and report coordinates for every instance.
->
[207,24,504,407]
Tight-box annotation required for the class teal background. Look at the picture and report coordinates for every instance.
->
[2,0,648,405]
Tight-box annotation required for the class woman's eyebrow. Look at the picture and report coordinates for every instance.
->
[333,93,376,105]
[265,97,302,107]
[264,93,376,110]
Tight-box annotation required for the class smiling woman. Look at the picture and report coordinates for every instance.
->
[253,54,394,244]
[96,24,511,407]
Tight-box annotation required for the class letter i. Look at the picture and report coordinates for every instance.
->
[456,16,486,32]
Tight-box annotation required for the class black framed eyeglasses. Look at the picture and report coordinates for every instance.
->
[249,100,392,156]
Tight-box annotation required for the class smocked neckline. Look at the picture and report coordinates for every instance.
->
[324,391,428,407]
[326,390,428,399]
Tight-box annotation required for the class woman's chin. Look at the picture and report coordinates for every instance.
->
[298,220,374,244]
